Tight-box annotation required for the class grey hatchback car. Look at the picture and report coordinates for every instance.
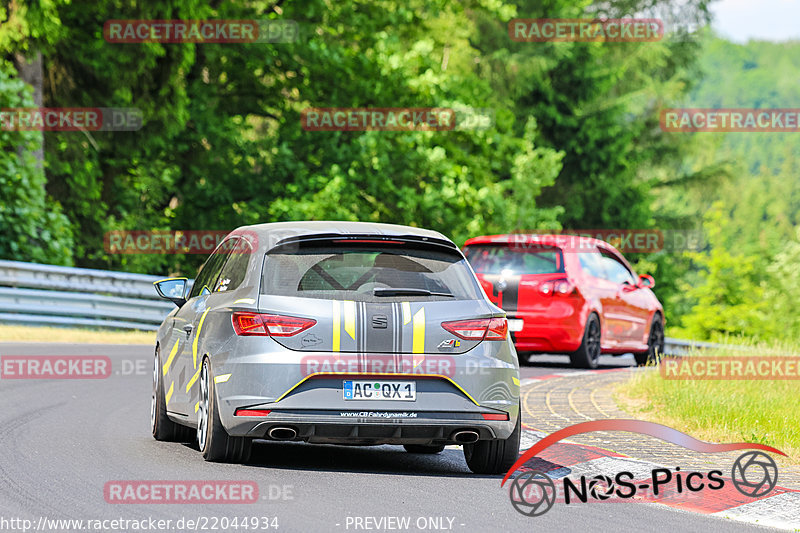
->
[151,221,520,473]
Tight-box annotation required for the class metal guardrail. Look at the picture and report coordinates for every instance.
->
[663,337,721,356]
[0,260,178,331]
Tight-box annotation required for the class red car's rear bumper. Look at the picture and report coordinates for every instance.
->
[508,306,585,353]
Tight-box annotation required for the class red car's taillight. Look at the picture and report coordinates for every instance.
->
[441,317,508,341]
[538,278,575,297]
[231,312,316,337]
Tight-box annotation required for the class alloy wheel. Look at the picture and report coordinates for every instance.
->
[150,349,158,432]
[587,319,601,364]
[197,362,210,450]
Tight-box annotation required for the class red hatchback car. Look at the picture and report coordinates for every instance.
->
[463,234,664,368]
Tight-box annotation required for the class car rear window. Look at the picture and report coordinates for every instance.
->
[261,243,483,302]
[464,244,565,275]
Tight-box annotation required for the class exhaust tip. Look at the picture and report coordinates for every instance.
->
[452,430,480,444]
[268,427,297,441]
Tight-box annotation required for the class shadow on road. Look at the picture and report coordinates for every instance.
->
[242,440,504,479]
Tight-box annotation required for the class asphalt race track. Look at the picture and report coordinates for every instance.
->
[0,342,775,532]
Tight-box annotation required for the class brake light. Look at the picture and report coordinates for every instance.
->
[481,412,510,421]
[332,239,404,244]
[235,409,272,417]
[539,278,574,297]
[231,312,316,337]
[486,317,508,340]
[441,317,508,341]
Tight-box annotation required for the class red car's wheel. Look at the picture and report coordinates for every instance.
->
[634,314,664,366]
[570,314,601,369]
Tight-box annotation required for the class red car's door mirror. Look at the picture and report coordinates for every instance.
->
[637,274,655,289]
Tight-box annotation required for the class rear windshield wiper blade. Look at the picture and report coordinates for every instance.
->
[373,288,454,298]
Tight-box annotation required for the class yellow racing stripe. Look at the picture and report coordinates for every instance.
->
[412,307,425,354]
[332,301,341,352]
[161,339,180,376]
[192,308,211,370]
[165,381,174,404]
[186,366,202,393]
[344,300,356,340]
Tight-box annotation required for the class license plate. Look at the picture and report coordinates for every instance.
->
[343,380,416,401]
[508,319,524,332]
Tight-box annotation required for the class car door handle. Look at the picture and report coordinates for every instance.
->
[183,324,194,335]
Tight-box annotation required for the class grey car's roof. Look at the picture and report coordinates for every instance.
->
[232,221,453,253]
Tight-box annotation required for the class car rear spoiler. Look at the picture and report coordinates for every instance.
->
[269,233,462,255]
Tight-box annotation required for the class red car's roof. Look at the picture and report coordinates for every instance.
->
[464,233,615,251]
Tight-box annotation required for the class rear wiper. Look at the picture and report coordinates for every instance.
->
[373,288,454,298]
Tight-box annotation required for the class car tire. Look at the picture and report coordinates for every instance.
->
[517,351,534,366]
[197,358,252,463]
[152,345,193,442]
[463,411,521,475]
[634,314,664,367]
[570,313,601,369]
[403,444,446,454]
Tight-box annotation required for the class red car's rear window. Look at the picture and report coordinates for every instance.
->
[464,245,565,275]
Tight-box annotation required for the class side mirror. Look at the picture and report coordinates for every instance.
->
[154,277,188,307]
[637,274,655,289]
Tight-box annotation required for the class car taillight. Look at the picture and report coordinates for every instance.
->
[481,412,510,421]
[441,317,508,341]
[231,312,316,337]
[539,278,574,297]
[485,317,508,340]
[235,409,271,417]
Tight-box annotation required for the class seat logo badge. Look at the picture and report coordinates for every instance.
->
[371,315,388,329]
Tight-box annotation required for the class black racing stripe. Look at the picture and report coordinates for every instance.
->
[365,302,394,353]
[502,275,521,313]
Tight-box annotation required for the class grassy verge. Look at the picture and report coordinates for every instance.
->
[615,341,800,464]
[0,325,155,344]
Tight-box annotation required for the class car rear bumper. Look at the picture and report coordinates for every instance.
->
[511,320,584,353]
[227,409,518,444]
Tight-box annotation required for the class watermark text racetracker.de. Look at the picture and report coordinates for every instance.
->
[661,356,800,380]
[300,354,494,377]
[661,108,800,132]
[1,356,111,379]
[509,18,663,42]
[0,515,280,532]
[104,230,258,254]
[505,229,703,253]
[301,107,495,132]
[104,19,298,43]
[0,108,142,131]
[1,356,163,379]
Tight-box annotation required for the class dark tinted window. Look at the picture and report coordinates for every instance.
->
[464,245,564,275]
[215,237,253,292]
[261,244,482,301]
[189,242,232,299]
